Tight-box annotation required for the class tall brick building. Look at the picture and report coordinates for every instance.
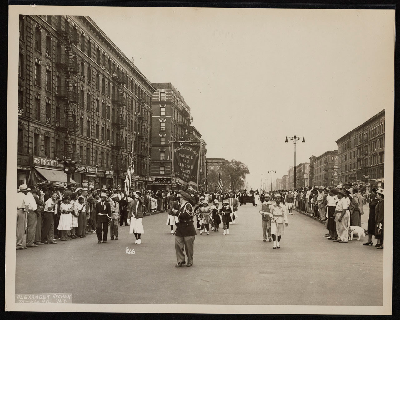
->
[150,82,206,191]
[310,150,338,187]
[18,15,154,190]
[336,110,385,185]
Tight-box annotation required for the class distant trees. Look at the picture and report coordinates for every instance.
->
[207,159,249,192]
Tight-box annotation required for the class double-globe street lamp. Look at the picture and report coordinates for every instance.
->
[285,135,305,189]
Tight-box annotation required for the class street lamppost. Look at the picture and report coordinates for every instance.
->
[267,170,276,192]
[285,135,305,189]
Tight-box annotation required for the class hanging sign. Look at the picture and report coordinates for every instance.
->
[173,142,200,186]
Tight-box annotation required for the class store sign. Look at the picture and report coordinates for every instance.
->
[33,156,63,169]
[105,170,113,175]
[86,166,97,174]
[17,154,31,167]
[97,171,105,178]
[154,177,172,184]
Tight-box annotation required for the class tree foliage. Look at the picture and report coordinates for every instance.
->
[207,159,249,192]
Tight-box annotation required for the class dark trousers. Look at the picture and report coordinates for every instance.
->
[119,210,128,226]
[42,212,55,242]
[96,219,108,241]
[35,212,42,243]
[175,235,195,265]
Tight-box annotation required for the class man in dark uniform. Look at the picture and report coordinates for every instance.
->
[96,192,111,243]
[172,190,198,267]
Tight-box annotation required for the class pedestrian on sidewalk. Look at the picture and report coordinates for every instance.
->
[16,184,28,250]
[42,192,58,244]
[76,196,87,238]
[334,190,350,243]
[364,188,378,246]
[349,187,364,227]
[374,188,384,249]
[269,193,288,249]
[25,187,38,248]
[172,190,197,267]
[58,196,72,241]
[110,194,120,240]
[128,191,145,244]
[326,189,338,240]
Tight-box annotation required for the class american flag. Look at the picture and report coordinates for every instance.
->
[218,173,223,191]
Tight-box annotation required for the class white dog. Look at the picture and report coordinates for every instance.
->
[349,226,366,241]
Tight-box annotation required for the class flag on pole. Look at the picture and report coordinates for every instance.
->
[218,173,223,191]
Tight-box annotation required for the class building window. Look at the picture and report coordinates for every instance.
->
[160,166,165,175]
[160,150,165,160]
[34,63,41,86]
[80,90,84,108]
[106,105,110,120]
[81,61,85,78]
[55,106,60,123]
[160,122,166,131]
[96,124,99,139]
[106,129,110,141]
[102,103,106,118]
[95,149,98,164]
[46,69,51,91]
[19,53,24,78]
[160,91,166,101]
[44,136,50,157]
[35,27,41,51]
[96,73,99,90]
[100,151,104,166]
[87,66,91,82]
[46,36,51,56]
[87,119,91,137]
[88,41,92,58]
[102,77,105,94]
[160,137,166,145]
[80,33,85,51]
[34,133,40,156]
[87,93,91,111]
[45,102,51,122]
[101,126,105,141]
[96,99,99,113]
[35,98,40,121]
[80,117,83,136]
[18,90,23,111]
[97,48,100,64]
[86,146,91,165]
[160,107,166,116]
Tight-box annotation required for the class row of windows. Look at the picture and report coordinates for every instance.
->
[20,16,152,104]
[339,120,385,152]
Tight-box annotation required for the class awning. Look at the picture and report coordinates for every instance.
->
[35,167,76,183]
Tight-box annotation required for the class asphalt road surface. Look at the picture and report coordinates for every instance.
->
[15,203,383,306]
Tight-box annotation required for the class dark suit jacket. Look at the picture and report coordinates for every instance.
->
[96,201,111,222]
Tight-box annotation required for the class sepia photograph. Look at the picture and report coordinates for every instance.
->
[5,5,394,314]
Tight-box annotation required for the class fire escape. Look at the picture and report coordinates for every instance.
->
[54,19,79,180]
[135,96,148,181]
[111,71,127,186]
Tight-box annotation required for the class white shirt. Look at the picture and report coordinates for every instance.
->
[44,198,57,214]
[16,192,26,209]
[24,192,37,211]
[326,195,338,207]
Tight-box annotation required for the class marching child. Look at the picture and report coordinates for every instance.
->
[220,200,232,235]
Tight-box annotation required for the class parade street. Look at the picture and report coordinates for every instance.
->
[15,204,383,306]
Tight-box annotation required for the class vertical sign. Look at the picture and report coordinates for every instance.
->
[173,142,200,186]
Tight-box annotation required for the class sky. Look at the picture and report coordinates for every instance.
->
[89,7,394,189]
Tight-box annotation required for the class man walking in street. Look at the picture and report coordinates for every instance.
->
[96,192,111,243]
[172,189,198,268]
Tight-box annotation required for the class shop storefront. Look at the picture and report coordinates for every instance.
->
[30,156,75,185]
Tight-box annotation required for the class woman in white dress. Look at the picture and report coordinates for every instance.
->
[57,197,73,241]
[128,191,145,244]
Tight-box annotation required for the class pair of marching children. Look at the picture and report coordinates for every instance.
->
[260,193,288,248]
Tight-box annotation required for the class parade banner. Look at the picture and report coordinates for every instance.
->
[173,142,200,186]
